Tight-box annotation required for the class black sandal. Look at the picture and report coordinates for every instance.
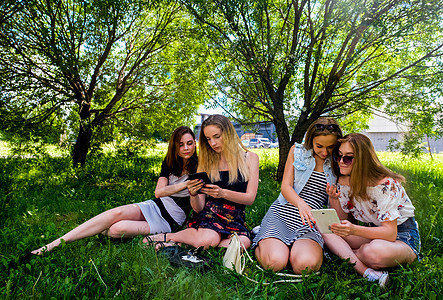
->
[144,235,155,246]
[145,233,178,251]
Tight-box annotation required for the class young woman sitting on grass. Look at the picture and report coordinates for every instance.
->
[324,133,421,288]
[252,117,343,274]
[32,126,198,255]
[145,114,259,249]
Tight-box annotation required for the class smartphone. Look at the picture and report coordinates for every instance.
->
[311,209,340,234]
[187,172,210,184]
[187,172,210,194]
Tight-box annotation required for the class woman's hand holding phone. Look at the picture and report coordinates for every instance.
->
[187,172,211,195]
[187,179,205,195]
[326,183,340,200]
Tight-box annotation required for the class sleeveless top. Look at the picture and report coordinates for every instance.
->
[188,170,250,238]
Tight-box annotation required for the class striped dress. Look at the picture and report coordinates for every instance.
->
[252,171,328,248]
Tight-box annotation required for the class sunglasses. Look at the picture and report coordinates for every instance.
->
[315,124,340,132]
[333,153,354,165]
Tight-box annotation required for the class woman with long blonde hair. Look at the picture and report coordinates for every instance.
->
[146,114,259,249]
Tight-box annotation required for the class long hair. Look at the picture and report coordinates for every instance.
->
[340,133,405,202]
[198,114,249,184]
[165,126,198,176]
[303,117,343,150]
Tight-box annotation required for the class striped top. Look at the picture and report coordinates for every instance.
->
[253,171,328,247]
[273,171,328,229]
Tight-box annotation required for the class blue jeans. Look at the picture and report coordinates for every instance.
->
[397,217,421,260]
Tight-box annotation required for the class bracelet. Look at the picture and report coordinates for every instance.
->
[188,189,197,197]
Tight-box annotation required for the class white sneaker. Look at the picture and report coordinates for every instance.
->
[378,272,390,289]
[364,268,390,289]
[252,225,261,235]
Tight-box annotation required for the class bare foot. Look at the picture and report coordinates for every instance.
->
[31,246,48,256]
[31,239,61,255]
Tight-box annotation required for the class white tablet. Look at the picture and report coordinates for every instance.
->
[311,209,340,234]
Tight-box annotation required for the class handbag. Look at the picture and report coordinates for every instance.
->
[223,232,245,274]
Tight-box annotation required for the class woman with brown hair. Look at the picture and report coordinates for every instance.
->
[324,133,420,288]
[32,126,198,255]
[146,114,259,249]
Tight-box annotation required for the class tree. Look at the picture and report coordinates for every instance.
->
[0,0,210,165]
[0,1,21,26]
[384,60,443,158]
[182,0,443,179]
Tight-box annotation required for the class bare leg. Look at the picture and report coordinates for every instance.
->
[323,234,393,287]
[32,204,147,254]
[255,238,290,272]
[343,235,372,249]
[323,233,370,276]
[106,219,150,238]
[145,228,222,249]
[357,239,417,269]
[218,235,251,249]
[289,239,323,274]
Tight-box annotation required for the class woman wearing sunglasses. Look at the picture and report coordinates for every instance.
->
[253,117,342,274]
[324,133,420,288]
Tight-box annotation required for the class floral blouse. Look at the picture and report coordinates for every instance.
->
[337,178,415,226]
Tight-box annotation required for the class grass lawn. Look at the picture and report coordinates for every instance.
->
[0,146,441,299]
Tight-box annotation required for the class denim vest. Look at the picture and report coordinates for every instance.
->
[277,143,337,205]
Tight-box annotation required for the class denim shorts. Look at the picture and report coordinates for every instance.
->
[397,217,421,260]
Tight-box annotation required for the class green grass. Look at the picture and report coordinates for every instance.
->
[0,147,442,299]
[0,140,69,157]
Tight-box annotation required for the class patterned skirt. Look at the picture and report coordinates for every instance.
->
[188,199,250,239]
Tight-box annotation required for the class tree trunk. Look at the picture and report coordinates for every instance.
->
[276,137,290,181]
[273,110,318,180]
[72,125,93,167]
[273,108,290,181]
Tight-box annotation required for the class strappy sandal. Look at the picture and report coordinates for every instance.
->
[144,233,179,251]
[144,235,156,246]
